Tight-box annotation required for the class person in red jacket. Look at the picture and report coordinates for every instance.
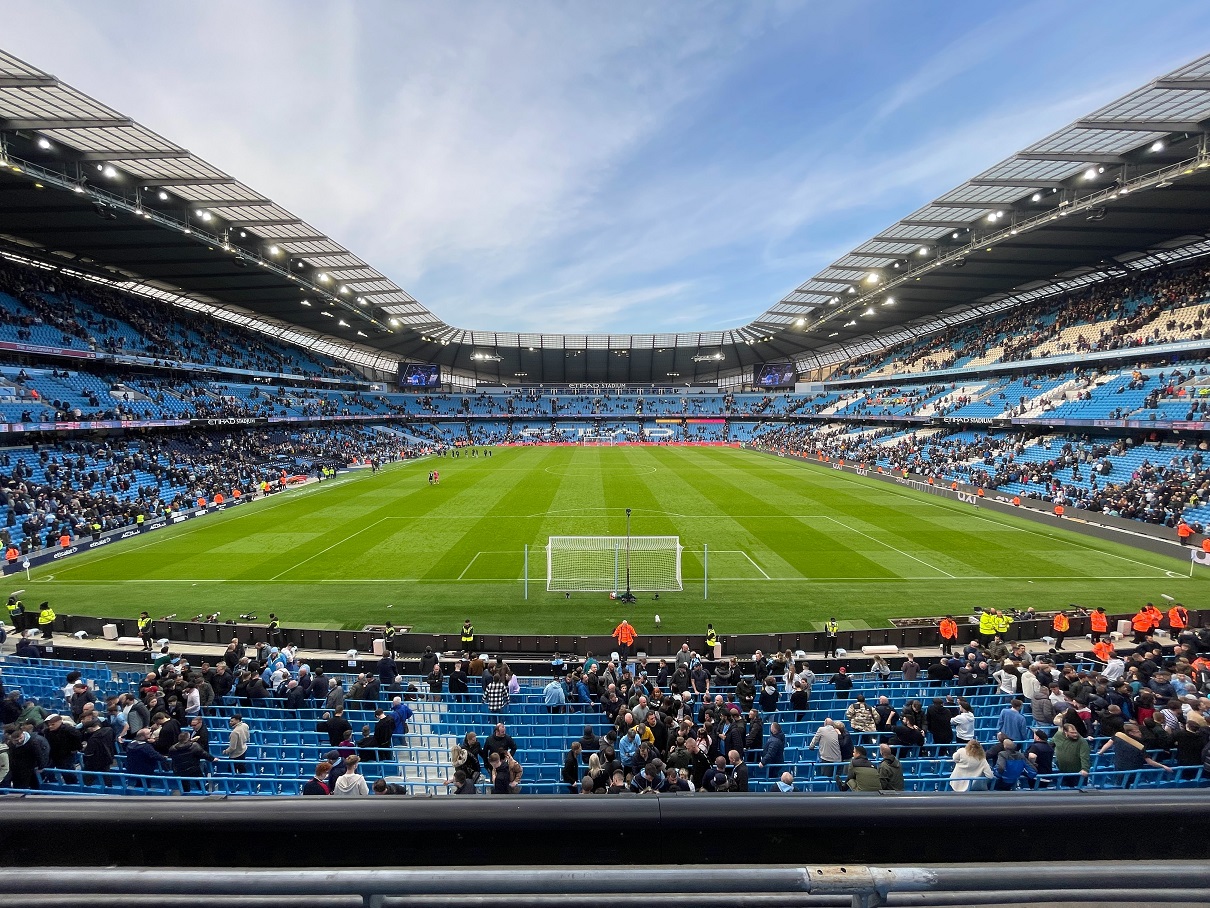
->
[938,616,958,656]
[1131,609,1152,645]
[1177,520,1193,545]
[1168,602,1189,632]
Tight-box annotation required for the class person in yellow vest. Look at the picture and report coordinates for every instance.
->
[135,513,145,531]
[37,601,55,640]
[460,619,475,653]
[978,609,997,645]
[1052,611,1070,651]
[993,611,1012,639]
[705,624,719,654]
[6,595,25,633]
[383,621,398,658]
[823,618,839,658]
[137,610,154,651]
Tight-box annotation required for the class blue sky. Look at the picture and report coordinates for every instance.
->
[2,1,1210,333]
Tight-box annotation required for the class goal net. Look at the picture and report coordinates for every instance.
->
[546,535,683,592]
[579,435,615,446]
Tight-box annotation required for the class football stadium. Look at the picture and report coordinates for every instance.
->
[2,7,1210,906]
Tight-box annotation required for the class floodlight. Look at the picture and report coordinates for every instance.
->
[268,245,279,256]
[158,190,169,201]
[1031,192,1042,202]
[1083,167,1097,180]
[862,307,875,316]
[389,318,400,327]
[37,137,51,150]
[918,246,929,255]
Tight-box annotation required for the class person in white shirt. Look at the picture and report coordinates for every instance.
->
[1102,657,1125,683]
[333,755,368,796]
[949,739,994,792]
[950,701,976,743]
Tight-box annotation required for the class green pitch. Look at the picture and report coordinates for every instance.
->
[29,446,1202,634]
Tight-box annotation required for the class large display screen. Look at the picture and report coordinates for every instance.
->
[400,363,441,388]
[756,362,797,387]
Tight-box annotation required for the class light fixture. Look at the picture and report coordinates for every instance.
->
[829,297,838,305]
[199,210,212,221]
[268,245,280,256]
[357,298,367,306]
[862,307,875,316]
[918,247,929,255]
[846,287,856,294]
[158,190,169,201]
[865,273,878,283]
[339,286,348,294]
[1031,192,1042,202]
[952,231,960,239]
[103,165,117,178]
[883,297,894,306]
[828,332,838,338]
[337,319,348,327]
[389,318,401,327]
[1083,167,1097,180]
[356,330,366,337]
[37,137,51,150]
[795,318,806,326]
[844,320,856,327]
[1150,140,1165,152]
[318,273,329,282]
[301,300,311,307]
[73,184,84,194]
[320,310,333,318]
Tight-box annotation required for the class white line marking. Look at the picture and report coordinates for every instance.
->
[824,515,956,578]
[40,574,1185,584]
[457,552,482,581]
[268,517,389,581]
[739,550,771,579]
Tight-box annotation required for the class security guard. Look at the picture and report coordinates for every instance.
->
[1052,611,1070,651]
[37,601,55,640]
[824,618,839,658]
[1089,607,1109,643]
[137,611,154,650]
[268,613,282,647]
[1168,602,1189,632]
[384,621,398,658]
[6,595,25,633]
[938,615,958,656]
[978,608,997,645]
[993,610,1012,639]
[460,619,475,652]
[705,623,719,653]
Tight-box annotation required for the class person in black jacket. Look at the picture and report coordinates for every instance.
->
[448,662,469,695]
[43,714,83,782]
[303,761,332,795]
[318,709,352,748]
[829,667,853,700]
[561,742,582,793]
[925,697,956,750]
[169,732,216,792]
[377,654,398,687]
[373,709,394,761]
[284,680,307,714]
[81,718,115,784]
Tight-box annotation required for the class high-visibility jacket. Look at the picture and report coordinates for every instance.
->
[939,619,958,640]
[994,614,1012,635]
[705,630,719,647]
[1177,522,1193,538]
[1053,614,1070,633]
[1090,611,1108,633]
[460,624,474,644]
[1092,641,1115,662]
[5,546,18,563]
[59,534,71,547]
[824,621,839,637]
[1144,607,1163,629]
[7,598,22,617]
[1168,606,1189,630]
[1202,538,1210,554]
[37,607,55,625]
[978,612,997,635]
[1131,611,1151,632]
[137,616,152,633]
[612,622,636,646]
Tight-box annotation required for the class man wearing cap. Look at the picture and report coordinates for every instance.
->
[43,713,83,782]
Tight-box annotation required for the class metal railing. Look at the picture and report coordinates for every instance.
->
[0,863,1205,908]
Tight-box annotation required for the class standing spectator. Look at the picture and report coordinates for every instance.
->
[561,741,582,793]
[223,714,249,773]
[808,718,842,778]
[948,740,993,792]
[332,755,368,796]
[828,666,852,700]
[877,742,904,791]
[303,761,332,795]
[482,674,509,712]
[1050,724,1091,784]
[168,731,215,792]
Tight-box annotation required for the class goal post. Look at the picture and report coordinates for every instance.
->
[579,434,616,446]
[546,535,683,592]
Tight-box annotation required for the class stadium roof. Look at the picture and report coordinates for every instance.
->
[3,49,1210,384]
